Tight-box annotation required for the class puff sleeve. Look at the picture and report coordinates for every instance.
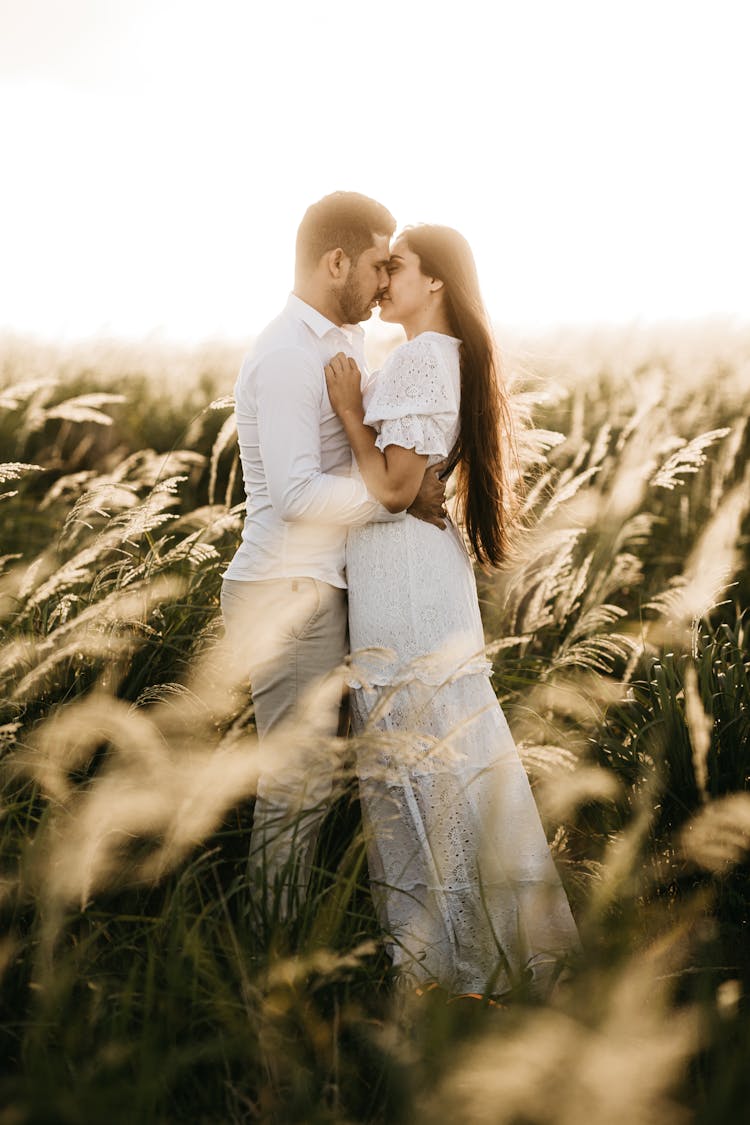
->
[363,337,459,460]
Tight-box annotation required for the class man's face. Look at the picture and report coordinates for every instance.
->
[338,233,391,323]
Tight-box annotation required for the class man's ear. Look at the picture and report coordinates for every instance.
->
[326,248,350,278]
[428,277,444,293]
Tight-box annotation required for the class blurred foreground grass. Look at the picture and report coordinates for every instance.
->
[1,322,749,1123]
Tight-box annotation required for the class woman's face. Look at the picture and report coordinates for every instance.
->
[377,238,433,325]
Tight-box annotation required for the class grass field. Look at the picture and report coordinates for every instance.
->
[1,322,749,1123]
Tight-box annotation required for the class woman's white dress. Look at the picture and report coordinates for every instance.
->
[346,331,581,996]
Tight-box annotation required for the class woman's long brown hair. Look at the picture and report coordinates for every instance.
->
[402,225,518,567]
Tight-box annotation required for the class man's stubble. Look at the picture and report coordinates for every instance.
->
[338,269,375,325]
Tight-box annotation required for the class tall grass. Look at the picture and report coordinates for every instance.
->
[1,323,749,1123]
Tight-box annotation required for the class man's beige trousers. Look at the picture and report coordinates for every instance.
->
[220,576,348,916]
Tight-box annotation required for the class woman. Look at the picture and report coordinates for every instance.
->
[324,225,580,997]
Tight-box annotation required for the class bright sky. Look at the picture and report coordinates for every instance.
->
[1,0,748,343]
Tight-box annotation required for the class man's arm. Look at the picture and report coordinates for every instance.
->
[324,353,448,528]
[407,463,447,528]
[252,347,394,526]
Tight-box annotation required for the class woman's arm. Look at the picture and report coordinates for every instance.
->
[324,353,429,513]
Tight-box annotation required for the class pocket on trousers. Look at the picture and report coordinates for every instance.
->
[288,578,323,639]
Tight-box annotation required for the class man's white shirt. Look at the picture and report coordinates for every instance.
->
[224,294,399,589]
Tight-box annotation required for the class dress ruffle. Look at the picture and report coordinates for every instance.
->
[373,414,450,459]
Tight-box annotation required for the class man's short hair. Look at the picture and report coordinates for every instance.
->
[296,191,396,273]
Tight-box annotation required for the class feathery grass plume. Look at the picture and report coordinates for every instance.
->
[10,633,135,705]
[646,474,749,627]
[19,532,129,613]
[518,676,627,747]
[13,689,170,804]
[520,463,558,516]
[548,605,639,676]
[34,737,260,908]
[41,450,204,534]
[683,663,712,803]
[129,680,199,709]
[651,427,732,490]
[54,479,141,528]
[583,766,663,920]
[262,941,378,991]
[15,386,123,438]
[157,532,220,567]
[0,635,45,686]
[223,447,240,508]
[18,471,189,609]
[503,527,586,637]
[716,978,742,1020]
[416,924,700,1125]
[0,461,43,502]
[41,392,126,427]
[207,412,238,505]
[553,552,593,626]
[515,426,566,469]
[38,468,98,510]
[23,680,351,914]
[588,420,613,470]
[11,382,58,439]
[599,429,658,526]
[208,394,235,411]
[110,474,187,539]
[708,417,749,512]
[43,594,80,630]
[0,554,22,581]
[0,462,43,486]
[171,503,244,539]
[141,582,354,747]
[680,794,750,874]
[615,368,665,453]
[177,386,237,468]
[107,447,206,488]
[536,765,621,824]
[517,742,578,776]
[0,378,58,411]
[591,550,644,603]
[539,465,602,523]
[612,510,660,552]
[51,459,205,558]
[1,575,185,702]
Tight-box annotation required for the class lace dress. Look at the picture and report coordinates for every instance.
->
[346,332,581,996]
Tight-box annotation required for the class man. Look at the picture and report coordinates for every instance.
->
[221,192,446,914]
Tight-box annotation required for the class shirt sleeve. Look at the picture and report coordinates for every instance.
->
[364,338,459,459]
[250,346,402,526]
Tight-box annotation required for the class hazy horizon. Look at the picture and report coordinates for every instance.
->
[2,0,748,344]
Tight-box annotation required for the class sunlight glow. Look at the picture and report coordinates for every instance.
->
[1,0,748,342]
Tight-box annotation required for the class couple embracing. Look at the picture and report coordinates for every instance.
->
[221,191,580,998]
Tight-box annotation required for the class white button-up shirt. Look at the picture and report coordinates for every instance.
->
[224,294,393,589]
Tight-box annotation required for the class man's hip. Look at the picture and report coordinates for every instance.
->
[220,576,348,737]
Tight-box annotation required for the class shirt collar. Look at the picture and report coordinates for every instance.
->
[286,293,364,343]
